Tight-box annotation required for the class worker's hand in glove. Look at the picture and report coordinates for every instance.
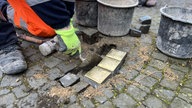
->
[55,26,81,56]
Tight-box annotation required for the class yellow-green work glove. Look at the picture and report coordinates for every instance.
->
[55,26,81,56]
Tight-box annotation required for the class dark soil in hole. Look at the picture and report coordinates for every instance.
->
[69,44,116,75]
[97,44,117,55]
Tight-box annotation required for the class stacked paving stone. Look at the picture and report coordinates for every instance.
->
[84,49,127,88]
[129,15,152,37]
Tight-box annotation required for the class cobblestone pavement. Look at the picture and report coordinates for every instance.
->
[1,0,192,108]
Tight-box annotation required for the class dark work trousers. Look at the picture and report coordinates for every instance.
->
[31,0,75,29]
[0,0,74,49]
[0,0,17,50]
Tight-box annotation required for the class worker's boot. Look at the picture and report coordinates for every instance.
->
[0,44,27,74]
[146,0,157,7]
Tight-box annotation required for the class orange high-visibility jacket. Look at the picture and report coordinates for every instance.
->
[7,0,55,37]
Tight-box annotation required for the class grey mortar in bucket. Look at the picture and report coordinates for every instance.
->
[156,6,192,59]
[97,0,138,36]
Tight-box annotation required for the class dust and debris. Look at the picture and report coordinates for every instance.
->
[164,68,178,81]
[127,46,151,71]
[33,73,47,79]
[48,86,73,98]
[82,86,105,98]
[81,74,131,98]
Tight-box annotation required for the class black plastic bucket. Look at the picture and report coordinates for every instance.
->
[97,0,138,36]
[75,0,98,27]
[156,6,192,59]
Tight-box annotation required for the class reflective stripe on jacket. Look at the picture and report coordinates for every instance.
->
[7,0,74,37]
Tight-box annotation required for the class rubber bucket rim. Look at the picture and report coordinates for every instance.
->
[160,6,192,24]
[97,0,138,8]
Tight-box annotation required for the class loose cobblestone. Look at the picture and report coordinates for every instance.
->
[59,73,80,87]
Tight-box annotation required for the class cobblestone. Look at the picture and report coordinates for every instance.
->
[184,79,192,89]
[143,96,168,108]
[1,0,192,107]
[149,59,167,70]
[112,93,137,108]
[0,88,10,96]
[68,103,82,108]
[160,78,179,90]
[12,85,29,98]
[135,74,158,88]
[94,96,108,104]
[178,93,192,104]
[143,66,163,80]
[44,56,62,68]
[27,77,48,89]
[120,68,139,80]
[47,68,63,80]
[97,101,113,108]
[73,81,89,93]
[1,75,22,87]
[0,93,16,106]
[127,85,147,101]
[136,84,151,94]
[81,99,95,108]
[18,93,38,108]
[103,89,114,99]
[0,71,3,79]
[170,97,192,108]
[69,95,77,104]
[140,35,153,45]
[170,64,189,73]
[59,73,80,87]
[25,65,44,77]
[152,52,168,62]
[56,61,78,74]
[154,88,175,102]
